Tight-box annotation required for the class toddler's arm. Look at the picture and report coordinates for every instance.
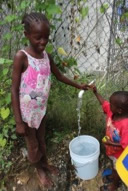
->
[103,137,122,148]
[91,85,105,105]
[48,54,90,90]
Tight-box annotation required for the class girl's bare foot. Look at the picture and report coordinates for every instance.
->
[36,168,53,188]
[46,164,59,175]
[42,164,59,175]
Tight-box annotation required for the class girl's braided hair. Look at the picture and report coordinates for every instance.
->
[22,12,49,32]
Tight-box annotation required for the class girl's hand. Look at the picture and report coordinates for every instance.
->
[79,84,91,90]
[16,122,28,136]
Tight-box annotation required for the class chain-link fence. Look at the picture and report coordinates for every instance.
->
[54,0,111,72]
[52,0,128,87]
[1,0,128,87]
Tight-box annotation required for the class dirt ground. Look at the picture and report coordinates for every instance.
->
[3,135,128,191]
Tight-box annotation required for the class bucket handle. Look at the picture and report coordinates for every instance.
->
[71,158,97,168]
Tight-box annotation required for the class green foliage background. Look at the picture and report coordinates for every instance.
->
[0,0,63,184]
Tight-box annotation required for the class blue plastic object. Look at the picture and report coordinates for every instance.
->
[113,130,121,143]
[102,168,112,177]
[123,154,128,170]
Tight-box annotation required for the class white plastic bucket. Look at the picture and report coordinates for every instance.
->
[69,135,100,180]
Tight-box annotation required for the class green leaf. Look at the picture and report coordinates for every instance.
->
[0,58,13,65]
[5,14,18,23]
[58,47,68,56]
[5,93,11,104]
[100,4,109,14]
[121,12,128,21]
[12,24,23,32]
[0,108,10,120]
[20,1,29,10]
[2,45,11,53]
[0,58,5,65]
[0,89,5,95]
[0,137,7,147]
[8,118,15,125]
[46,43,54,53]
[3,33,12,40]
[63,57,77,68]
[78,0,87,3]
[6,161,12,168]
[0,20,4,25]
[46,4,62,16]
[75,17,80,23]
[80,7,89,19]
[3,68,9,75]
[20,37,29,45]
[115,37,122,45]
[11,134,17,140]
[47,0,56,4]
[17,1,31,11]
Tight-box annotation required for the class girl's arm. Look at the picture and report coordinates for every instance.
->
[11,51,27,136]
[48,54,89,90]
[92,85,105,105]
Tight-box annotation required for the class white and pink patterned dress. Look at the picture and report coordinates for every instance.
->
[19,50,51,129]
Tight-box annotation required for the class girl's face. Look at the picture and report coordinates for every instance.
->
[25,21,50,55]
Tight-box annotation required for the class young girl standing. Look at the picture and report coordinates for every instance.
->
[11,12,89,187]
[92,86,128,191]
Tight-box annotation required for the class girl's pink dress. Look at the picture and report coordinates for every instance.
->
[19,50,51,129]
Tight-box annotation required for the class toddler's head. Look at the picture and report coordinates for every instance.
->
[22,12,50,53]
[110,91,128,115]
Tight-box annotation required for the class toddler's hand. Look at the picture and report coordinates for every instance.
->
[102,136,113,145]
[16,122,28,136]
[89,84,97,93]
[102,136,110,143]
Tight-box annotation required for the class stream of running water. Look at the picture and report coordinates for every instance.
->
[76,96,83,137]
[76,80,95,136]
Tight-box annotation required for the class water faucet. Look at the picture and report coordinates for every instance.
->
[78,80,96,98]
[78,90,84,98]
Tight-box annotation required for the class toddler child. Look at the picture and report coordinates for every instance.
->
[11,12,89,188]
[92,86,128,191]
